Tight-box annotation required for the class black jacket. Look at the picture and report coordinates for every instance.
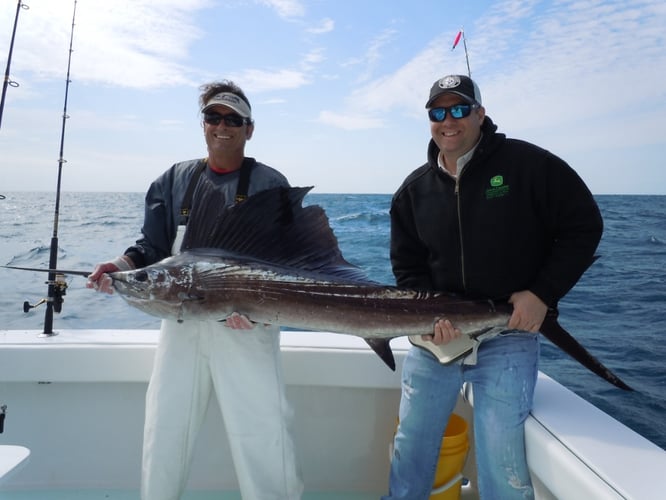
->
[390,117,603,307]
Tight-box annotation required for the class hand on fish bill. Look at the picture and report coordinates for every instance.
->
[87,256,135,295]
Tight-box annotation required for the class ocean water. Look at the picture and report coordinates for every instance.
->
[1,192,665,451]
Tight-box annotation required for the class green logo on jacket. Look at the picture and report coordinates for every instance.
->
[486,175,509,199]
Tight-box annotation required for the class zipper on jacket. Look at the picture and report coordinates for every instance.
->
[455,177,466,290]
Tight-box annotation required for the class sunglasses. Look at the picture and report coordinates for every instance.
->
[428,103,479,122]
[203,112,249,127]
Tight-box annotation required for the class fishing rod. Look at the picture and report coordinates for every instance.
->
[38,0,79,336]
[0,0,28,131]
[461,29,471,78]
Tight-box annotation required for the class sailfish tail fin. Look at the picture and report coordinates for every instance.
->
[540,310,633,391]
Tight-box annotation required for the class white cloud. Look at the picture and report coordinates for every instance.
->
[301,48,327,69]
[474,0,666,140]
[2,0,665,194]
[354,28,399,83]
[260,98,288,105]
[316,110,384,130]
[232,47,326,93]
[234,68,310,92]
[307,18,335,34]
[258,0,305,19]
[331,0,666,129]
[2,0,212,89]
[318,40,444,130]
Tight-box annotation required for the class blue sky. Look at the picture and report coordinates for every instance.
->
[1,0,665,194]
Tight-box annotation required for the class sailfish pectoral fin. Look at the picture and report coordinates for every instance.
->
[540,310,633,391]
[364,338,396,371]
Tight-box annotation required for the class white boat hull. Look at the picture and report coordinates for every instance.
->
[1,330,665,499]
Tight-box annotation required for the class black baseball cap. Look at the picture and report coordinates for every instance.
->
[426,74,482,108]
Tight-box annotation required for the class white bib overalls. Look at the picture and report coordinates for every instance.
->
[141,225,303,499]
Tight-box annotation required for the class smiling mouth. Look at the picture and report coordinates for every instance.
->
[214,133,232,139]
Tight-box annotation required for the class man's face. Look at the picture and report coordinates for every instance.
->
[428,93,484,158]
[203,104,253,157]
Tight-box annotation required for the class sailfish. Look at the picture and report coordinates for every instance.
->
[3,181,632,390]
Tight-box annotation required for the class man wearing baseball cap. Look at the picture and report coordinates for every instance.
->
[384,75,602,499]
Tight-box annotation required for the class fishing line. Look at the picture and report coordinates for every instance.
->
[41,0,79,336]
[0,0,28,131]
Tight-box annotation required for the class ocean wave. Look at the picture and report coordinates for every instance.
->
[5,245,67,265]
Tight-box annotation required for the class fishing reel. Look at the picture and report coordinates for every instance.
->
[23,273,68,314]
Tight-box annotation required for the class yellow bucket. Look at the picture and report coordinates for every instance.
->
[430,413,469,500]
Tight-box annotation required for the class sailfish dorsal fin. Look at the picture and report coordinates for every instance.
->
[181,180,372,282]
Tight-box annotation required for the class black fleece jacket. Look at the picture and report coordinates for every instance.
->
[390,116,603,308]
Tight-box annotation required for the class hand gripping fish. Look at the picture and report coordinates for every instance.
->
[3,182,631,390]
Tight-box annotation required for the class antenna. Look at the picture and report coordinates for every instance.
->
[41,0,79,336]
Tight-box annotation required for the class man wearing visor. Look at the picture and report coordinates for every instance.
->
[384,75,602,499]
[88,80,303,500]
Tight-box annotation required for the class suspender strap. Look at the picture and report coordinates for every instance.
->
[179,157,255,225]
[178,160,207,226]
[234,157,255,203]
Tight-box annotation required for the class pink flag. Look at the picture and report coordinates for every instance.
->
[451,30,462,51]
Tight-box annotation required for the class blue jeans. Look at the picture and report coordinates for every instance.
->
[383,331,539,500]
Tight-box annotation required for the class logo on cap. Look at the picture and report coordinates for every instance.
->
[439,75,462,90]
[214,93,241,105]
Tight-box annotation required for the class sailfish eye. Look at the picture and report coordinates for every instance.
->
[134,270,148,282]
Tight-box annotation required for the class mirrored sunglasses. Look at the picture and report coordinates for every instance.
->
[428,103,478,122]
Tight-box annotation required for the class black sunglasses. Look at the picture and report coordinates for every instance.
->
[428,103,479,122]
[203,112,249,127]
